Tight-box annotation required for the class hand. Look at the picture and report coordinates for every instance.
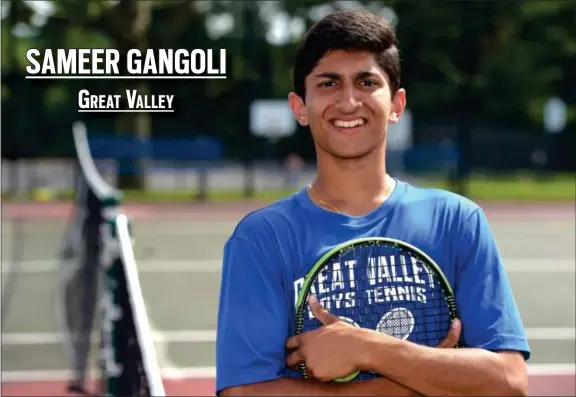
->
[285,295,367,382]
[435,317,461,348]
[285,296,463,383]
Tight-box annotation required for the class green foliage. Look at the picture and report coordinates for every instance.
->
[2,0,574,163]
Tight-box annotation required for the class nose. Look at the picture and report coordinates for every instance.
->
[334,86,362,113]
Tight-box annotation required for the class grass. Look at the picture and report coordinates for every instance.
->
[4,174,574,204]
[417,174,575,202]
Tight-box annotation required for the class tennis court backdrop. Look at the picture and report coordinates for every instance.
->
[1,122,574,396]
[2,1,575,396]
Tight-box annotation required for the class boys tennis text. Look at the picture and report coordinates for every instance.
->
[25,48,226,76]
[294,255,436,319]
[78,89,174,111]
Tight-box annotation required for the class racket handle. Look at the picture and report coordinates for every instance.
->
[299,363,359,383]
[334,370,360,383]
[298,362,308,379]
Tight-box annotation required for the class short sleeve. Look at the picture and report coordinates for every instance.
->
[454,208,530,360]
[216,236,289,394]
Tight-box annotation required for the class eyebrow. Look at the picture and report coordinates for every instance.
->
[313,71,380,80]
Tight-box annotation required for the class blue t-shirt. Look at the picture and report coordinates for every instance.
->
[215,179,530,394]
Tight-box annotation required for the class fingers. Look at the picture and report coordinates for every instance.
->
[436,318,462,348]
[286,349,305,369]
[308,295,339,325]
[285,335,300,351]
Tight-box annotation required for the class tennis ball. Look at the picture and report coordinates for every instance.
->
[334,370,360,383]
[33,188,54,202]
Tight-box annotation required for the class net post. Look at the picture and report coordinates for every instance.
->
[115,214,166,397]
[99,209,166,397]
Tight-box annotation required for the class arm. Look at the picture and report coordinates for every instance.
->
[279,298,462,397]
[358,331,527,396]
[221,377,420,397]
[216,232,419,397]
[356,208,529,396]
[216,235,289,395]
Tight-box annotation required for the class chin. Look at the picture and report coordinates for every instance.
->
[327,147,375,160]
[315,138,381,160]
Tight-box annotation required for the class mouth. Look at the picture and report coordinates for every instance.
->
[330,118,367,134]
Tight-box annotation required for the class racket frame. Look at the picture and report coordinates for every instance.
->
[293,237,460,381]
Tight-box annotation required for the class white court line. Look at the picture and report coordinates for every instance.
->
[1,226,236,236]
[1,330,216,345]
[2,364,574,383]
[1,260,221,274]
[526,327,576,340]
[2,259,575,274]
[2,327,574,346]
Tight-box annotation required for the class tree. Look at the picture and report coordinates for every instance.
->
[36,0,197,189]
[2,0,573,176]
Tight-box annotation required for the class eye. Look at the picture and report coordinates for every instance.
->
[317,80,336,88]
[361,80,379,87]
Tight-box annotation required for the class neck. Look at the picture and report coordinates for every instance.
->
[311,144,393,216]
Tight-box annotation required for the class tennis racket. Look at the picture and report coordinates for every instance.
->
[293,237,460,382]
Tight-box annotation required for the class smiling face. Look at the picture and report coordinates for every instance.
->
[289,49,406,160]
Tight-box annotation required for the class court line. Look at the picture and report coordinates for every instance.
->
[525,328,576,340]
[2,224,237,234]
[2,364,574,383]
[1,330,216,345]
[147,306,184,378]
[1,260,220,274]
[2,259,575,274]
[3,327,574,345]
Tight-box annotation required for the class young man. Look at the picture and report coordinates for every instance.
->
[216,10,530,396]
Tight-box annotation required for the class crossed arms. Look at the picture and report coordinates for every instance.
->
[220,297,528,397]
[217,209,530,397]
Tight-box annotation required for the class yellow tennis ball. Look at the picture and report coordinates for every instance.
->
[33,188,53,202]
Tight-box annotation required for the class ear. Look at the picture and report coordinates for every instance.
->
[388,88,407,125]
[288,92,309,127]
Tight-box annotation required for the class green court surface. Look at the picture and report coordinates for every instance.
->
[1,209,575,395]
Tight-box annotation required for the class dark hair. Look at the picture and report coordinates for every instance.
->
[293,10,401,100]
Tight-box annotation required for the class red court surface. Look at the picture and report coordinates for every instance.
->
[3,203,574,396]
[2,372,575,396]
[1,378,214,396]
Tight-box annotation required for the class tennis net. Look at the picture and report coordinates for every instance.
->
[99,213,165,396]
[58,121,165,396]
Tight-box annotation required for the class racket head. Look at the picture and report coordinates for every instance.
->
[293,237,460,382]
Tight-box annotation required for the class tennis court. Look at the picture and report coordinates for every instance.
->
[2,202,575,396]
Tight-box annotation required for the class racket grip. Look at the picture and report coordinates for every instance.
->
[299,363,359,383]
[298,362,309,379]
[334,370,360,383]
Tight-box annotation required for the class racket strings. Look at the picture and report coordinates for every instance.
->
[301,244,452,347]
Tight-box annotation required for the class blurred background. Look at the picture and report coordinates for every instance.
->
[2,0,575,199]
[1,0,575,396]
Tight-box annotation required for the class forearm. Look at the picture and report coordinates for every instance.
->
[361,332,526,396]
[221,376,420,396]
